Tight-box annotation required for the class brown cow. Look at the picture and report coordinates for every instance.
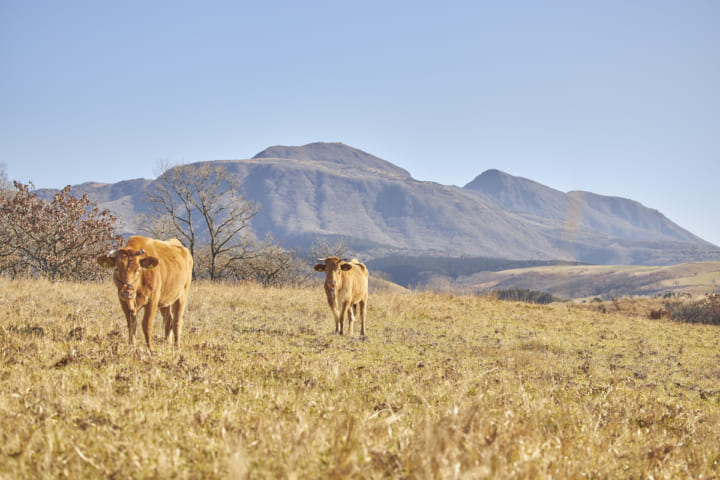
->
[314,257,368,336]
[97,236,193,352]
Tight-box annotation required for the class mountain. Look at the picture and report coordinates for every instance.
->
[253,142,411,178]
[464,169,567,220]
[36,142,720,266]
[464,169,706,245]
[223,151,559,259]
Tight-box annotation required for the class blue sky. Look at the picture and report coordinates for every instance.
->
[2,1,719,247]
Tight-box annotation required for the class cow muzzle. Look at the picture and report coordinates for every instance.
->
[120,282,136,299]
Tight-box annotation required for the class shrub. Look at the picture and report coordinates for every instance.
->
[0,182,123,280]
[664,295,720,325]
[493,288,561,304]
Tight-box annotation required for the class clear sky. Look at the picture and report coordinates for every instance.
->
[2,1,719,246]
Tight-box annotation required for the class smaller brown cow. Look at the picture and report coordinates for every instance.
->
[97,236,193,352]
[314,257,369,336]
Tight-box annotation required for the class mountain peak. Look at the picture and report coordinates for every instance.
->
[252,142,411,178]
[464,168,708,246]
[464,169,565,215]
[465,169,548,192]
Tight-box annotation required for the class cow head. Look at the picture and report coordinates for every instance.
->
[97,248,159,302]
[314,257,353,301]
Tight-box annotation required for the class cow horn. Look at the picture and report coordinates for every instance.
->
[317,258,326,262]
[134,249,145,256]
[108,249,118,258]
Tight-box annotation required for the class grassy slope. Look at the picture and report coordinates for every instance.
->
[463,261,720,299]
[1,278,719,478]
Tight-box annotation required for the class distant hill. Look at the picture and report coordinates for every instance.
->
[455,261,720,300]
[35,142,720,267]
[464,169,567,219]
[464,169,707,245]
[365,254,720,300]
[366,255,584,288]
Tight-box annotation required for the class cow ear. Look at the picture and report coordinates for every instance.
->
[97,254,114,268]
[140,256,159,270]
[314,264,326,272]
[341,263,353,271]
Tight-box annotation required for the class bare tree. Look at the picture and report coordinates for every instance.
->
[142,160,200,258]
[191,236,255,281]
[222,235,311,286]
[138,211,177,242]
[310,238,353,260]
[192,164,260,280]
[143,162,260,280]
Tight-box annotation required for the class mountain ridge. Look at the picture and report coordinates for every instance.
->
[464,169,709,246]
[253,142,411,179]
[35,142,720,266]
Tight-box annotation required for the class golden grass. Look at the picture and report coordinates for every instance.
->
[468,261,720,299]
[1,277,720,478]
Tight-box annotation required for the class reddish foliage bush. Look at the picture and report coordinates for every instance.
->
[0,182,123,280]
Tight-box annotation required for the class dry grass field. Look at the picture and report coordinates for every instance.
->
[1,277,720,479]
[461,261,720,300]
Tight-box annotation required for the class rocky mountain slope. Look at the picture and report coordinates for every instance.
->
[464,169,705,245]
[39,142,720,265]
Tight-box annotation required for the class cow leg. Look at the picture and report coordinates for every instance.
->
[359,299,367,336]
[160,306,174,344]
[338,302,351,335]
[120,301,138,346]
[172,296,187,347]
[329,302,341,334]
[141,302,159,353]
[334,308,342,334]
[347,304,356,335]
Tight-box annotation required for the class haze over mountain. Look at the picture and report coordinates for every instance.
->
[39,142,720,266]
